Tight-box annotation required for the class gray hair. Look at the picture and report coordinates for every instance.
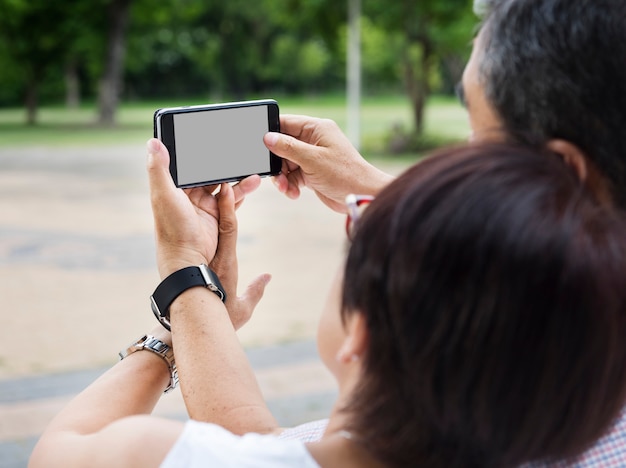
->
[477,0,626,208]
[473,0,498,17]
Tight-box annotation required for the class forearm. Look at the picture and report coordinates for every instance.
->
[171,286,278,434]
[147,141,275,434]
[41,348,169,435]
[30,342,171,466]
[355,160,395,197]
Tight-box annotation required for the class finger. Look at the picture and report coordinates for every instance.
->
[146,138,174,188]
[264,131,319,167]
[147,138,180,210]
[285,168,305,199]
[271,172,303,199]
[232,175,261,205]
[186,186,210,206]
[285,179,302,200]
[271,174,288,195]
[240,274,272,311]
[204,184,221,195]
[217,183,238,252]
[284,158,301,175]
[279,114,319,139]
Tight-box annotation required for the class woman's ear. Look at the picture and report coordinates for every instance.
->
[545,139,588,182]
[336,312,369,364]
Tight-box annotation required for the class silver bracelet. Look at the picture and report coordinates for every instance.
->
[119,334,178,393]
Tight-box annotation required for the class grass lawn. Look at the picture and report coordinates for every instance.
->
[0,94,469,160]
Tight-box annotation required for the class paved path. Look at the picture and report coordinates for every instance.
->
[0,340,336,468]
[0,143,406,466]
[0,144,348,378]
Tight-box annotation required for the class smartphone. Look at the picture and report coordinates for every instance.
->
[153,99,281,188]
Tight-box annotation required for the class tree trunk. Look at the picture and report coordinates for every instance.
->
[411,89,426,136]
[25,77,38,126]
[98,0,132,126]
[402,45,426,136]
[347,0,361,149]
[65,59,80,109]
[441,54,466,95]
[402,35,433,138]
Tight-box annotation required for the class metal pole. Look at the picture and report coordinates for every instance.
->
[347,0,361,149]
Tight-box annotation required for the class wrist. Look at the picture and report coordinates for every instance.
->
[169,286,230,331]
[157,254,212,280]
[151,264,227,331]
[148,325,173,346]
[119,334,178,393]
[170,284,225,314]
[359,162,394,197]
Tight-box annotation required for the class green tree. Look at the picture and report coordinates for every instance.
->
[98,0,133,125]
[365,0,474,138]
[0,0,84,123]
[125,0,343,99]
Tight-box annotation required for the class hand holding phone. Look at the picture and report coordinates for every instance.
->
[154,99,281,188]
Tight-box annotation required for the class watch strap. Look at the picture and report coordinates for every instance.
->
[119,334,178,393]
[151,264,226,331]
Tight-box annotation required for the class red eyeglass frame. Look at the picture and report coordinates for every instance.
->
[345,194,374,240]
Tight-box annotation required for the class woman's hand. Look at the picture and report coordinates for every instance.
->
[147,138,269,328]
[210,182,271,330]
[147,138,221,278]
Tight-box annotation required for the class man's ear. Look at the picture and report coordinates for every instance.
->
[546,139,615,205]
[545,139,588,182]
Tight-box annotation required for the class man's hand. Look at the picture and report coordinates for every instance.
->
[264,114,394,213]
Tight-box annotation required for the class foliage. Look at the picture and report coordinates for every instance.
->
[124,0,346,99]
[0,0,94,121]
[362,0,474,141]
[0,0,477,129]
[0,94,469,155]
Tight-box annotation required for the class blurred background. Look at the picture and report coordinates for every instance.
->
[0,0,474,152]
[0,0,474,466]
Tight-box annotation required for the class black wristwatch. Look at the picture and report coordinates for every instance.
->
[150,264,227,330]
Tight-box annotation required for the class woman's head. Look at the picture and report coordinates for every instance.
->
[341,143,626,467]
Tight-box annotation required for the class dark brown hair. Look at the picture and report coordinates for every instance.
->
[342,143,626,467]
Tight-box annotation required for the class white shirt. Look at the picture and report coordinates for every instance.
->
[161,420,320,468]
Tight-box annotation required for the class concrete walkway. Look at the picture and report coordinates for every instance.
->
[0,143,405,466]
[0,340,336,468]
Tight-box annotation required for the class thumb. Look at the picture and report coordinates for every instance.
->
[146,138,177,196]
[217,183,238,253]
[240,274,272,310]
[264,132,315,166]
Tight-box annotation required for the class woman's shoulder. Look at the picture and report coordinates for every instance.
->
[278,419,329,443]
[161,420,320,468]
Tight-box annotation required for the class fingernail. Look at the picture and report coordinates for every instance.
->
[265,132,279,147]
[147,138,161,154]
[271,177,285,193]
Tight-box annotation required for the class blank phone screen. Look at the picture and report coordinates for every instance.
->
[173,105,270,186]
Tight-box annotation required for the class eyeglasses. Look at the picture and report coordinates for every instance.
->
[345,194,374,240]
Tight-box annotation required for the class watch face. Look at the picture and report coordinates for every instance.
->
[150,297,172,331]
